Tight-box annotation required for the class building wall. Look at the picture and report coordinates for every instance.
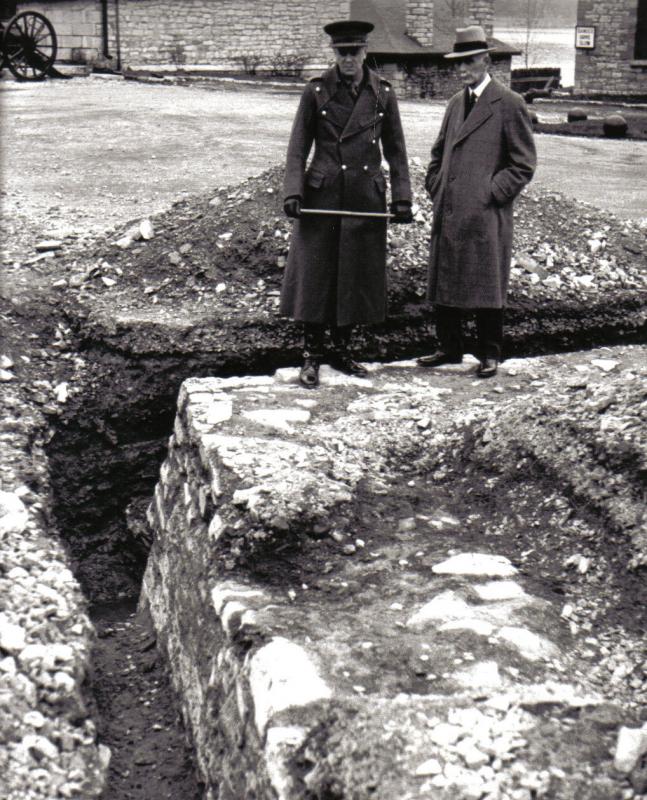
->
[575,0,647,97]
[109,0,349,72]
[377,54,511,99]
[16,0,104,63]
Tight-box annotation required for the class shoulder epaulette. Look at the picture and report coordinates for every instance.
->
[379,77,391,85]
[310,76,323,82]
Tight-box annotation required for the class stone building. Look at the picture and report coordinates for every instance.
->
[10,0,518,97]
[355,0,518,98]
[574,0,647,98]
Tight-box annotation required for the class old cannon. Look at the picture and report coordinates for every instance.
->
[1,1,57,80]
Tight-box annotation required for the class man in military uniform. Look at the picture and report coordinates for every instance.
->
[281,20,413,388]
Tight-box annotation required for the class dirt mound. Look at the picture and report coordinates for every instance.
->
[55,162,646,353]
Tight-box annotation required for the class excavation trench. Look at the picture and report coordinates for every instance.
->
[40,307,646,799]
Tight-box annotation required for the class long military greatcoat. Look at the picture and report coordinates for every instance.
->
[425,77,536,309]
[280,65,411,327]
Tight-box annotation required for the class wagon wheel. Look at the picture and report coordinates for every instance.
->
[3,11,57,81]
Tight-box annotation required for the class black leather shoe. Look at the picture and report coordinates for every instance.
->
[416,350,463,368]
[476,357,499,378]
[330,352,368,377]
[299,352,320,388]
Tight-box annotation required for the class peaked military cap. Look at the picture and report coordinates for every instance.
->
[324,20,374,47]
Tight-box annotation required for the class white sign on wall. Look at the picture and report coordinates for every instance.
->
[575,26,596,49]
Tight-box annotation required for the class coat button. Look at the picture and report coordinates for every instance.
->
[315,86,321,92]
[321,110,327,116]
[385,86,390,92]
[363,165,368,171]
[378,112,384,118]
[450,175,456,181]
[341,164,347,170]
[371,139,376,144]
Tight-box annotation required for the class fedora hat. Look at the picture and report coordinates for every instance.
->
[444,25,492,59]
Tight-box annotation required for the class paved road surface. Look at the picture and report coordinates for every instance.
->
[1,75,646,244]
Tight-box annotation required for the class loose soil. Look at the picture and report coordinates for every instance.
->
[90,601,203,800]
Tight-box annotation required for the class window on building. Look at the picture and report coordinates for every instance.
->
[636,0,647,59]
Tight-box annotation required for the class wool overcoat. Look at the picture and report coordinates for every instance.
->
[280,65,411,327]
[425,77,537,308]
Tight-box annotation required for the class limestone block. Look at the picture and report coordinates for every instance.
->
[496,626,560,662]
[242,408,311,432]
[264,726,307,799]
[248,638,331,737]
[407,591,472,627]
[185,396,233,436]
[454,661,503,691]
[211,584,267,616]
[432,553,518,577]
[439,618,495,637]
[473,581,528,601]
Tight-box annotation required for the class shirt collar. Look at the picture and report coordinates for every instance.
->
[471,72,491,99]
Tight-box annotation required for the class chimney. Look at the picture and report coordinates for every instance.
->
[469,0,494,38]
[406,0,434,48]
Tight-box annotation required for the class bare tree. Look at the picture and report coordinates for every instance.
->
[434,0,471,35]
[513,0,549,67]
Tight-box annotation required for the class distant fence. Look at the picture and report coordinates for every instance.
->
[511,67,561,94]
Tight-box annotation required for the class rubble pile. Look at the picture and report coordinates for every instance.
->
[52,163,646,339]
[0,387,109,799]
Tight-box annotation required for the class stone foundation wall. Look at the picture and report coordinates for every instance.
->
[380,56,512,99]
[139,351,647,800]
[110,0,348,72]
[575,0,647,97]
[140,375,340,800]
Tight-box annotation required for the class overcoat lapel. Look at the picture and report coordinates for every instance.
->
[452,80,501,147]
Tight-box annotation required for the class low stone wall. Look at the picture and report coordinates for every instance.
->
[393,55,512,99]
[0,384,109,799]
[140,347,647,800]
[113,0,348,73]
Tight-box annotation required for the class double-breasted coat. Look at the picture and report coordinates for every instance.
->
[425,77,537,309]
[280,65,412,327]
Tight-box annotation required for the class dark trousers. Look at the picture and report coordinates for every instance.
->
[435,305,504,361]
[303,323,353,355]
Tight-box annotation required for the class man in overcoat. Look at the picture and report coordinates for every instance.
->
[418,25,537,378]
[281,19,413,388]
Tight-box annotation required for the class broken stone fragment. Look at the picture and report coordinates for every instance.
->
[415,758,443,776]
[0,368,14,382]
[0,355,14,369]
[139,219,154,240]
[0,491,28,538]
[0,614,27,653]
[614,724,647,774]
[35,240,63,252]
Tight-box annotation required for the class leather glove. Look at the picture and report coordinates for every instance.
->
[284,196,301,219]
[389,201,413,224]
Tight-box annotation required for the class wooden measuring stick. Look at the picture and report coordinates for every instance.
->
[300,208,395,220]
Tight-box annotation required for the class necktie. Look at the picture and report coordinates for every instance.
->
[349,83,359,102]
[465,89,476,119]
